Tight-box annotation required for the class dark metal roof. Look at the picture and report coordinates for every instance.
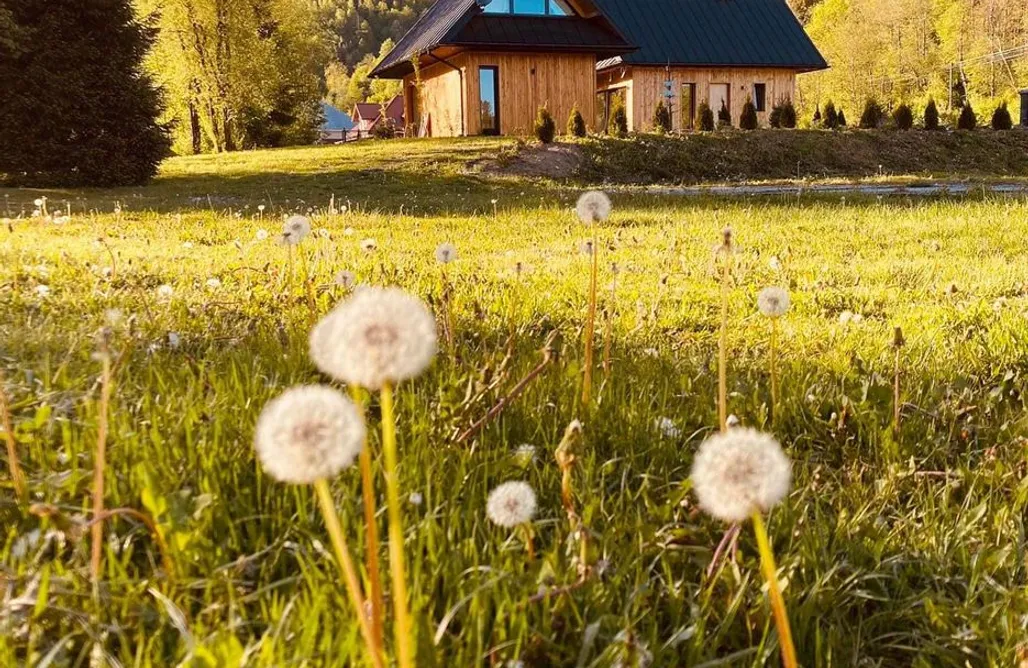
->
[371,1,632,78]
[593,0,827,71]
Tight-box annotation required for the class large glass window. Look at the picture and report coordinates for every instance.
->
[479,66,500,135]
[682,83,696,129]
[483,0,571,15]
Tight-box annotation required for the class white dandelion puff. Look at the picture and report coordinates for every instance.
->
[167,332,181,349]
[205,278,222,290]
[435,242,458,264]
[181,241,194,250]
[156,284,174,301]
[360,238,378,253]
[513,444,537,465]
[282,215,312,246]
[256,228,269,241]
[691,428,791,523]
[35,285,51,298]
[33,198,43,207]
[257,204,266,212]
[309,287,438,390]
[576,191,612,224]
[656,417,681,439]
[486,481,537,528]
[334,270,357,289]
[838,310,854,324]
[344,227,355,236]
[254,385,365,485]
[409,492,424,506]
[53,215,71,225]
[104,309,125,328]
[757,287,791,318]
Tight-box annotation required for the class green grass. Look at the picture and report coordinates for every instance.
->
[3,139,1028,667]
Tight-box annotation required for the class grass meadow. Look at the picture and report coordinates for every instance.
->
[2,138,1028,667]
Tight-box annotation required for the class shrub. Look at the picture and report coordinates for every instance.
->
[780,100,798,128]
[924,98,940,130]
[717,100,732,129]
[892,104,914,130]
[739,97,758,130]
[610,102,628,137]
[567,104,587,138]
[838,109,847,127]
[653,100,672,134]
[812,104,822,127]
[859,99,885,129]
[534,106,556,143]
[698,101,715,131]
[823,101,839,129]
[957,103,977,130]
[991,102,1013,130]
[371,118,396,139]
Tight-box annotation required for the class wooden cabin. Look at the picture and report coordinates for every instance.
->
[371,0,827,136]
[351,96,406,134]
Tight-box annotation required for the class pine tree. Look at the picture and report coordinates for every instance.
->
[991,102,1013,130]
[610,102,629,137]
[957,103,977,130]
[653,100,672,133]
[717,100,732,128]
[837,109,847,127]
[698,102,715,131]
[924,98,940,130]
[892,104,913,130]
[0,0,169,186]
[859,99,885,129]
[567,104,587,138]
[824,101,839,129]
[739,98,759,130]
[534,106,556,143]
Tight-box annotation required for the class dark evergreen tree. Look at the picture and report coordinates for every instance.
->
[837,109,848,127]
[957,102,977,130]
[991,102,1013,130]
[781,100,798,128]
[534,106,556,144]
[924,98,940,130]
[812,104,822,126]
[610,102,629,137]
[892,103,914,130]
[567,104,587,138]
[0,0,169,186]
[824,101,839,128]
[653,100,672,133]
[859,99,885,128]
[739,98,759,130]
[717,100,732,128]
[698,102,715,131]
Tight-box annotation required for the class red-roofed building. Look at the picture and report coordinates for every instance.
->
[352,96,405,134]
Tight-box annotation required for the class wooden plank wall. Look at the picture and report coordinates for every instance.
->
[404,59,465,137]
[602,66,797,131]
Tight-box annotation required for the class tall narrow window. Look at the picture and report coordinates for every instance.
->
[753,83,767,112]
[681,83,696,129]
[479,66,500,135]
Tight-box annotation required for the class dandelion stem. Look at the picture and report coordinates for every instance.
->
[351,388,385,657]
[0,370,27,501]
[893,347,902,438]
[441,268,455,352]
[752,512,797,668]
[718,254,731,432]
[770,319,779,427]
[299,248,317,315]
[90,353,113,583]
[520,523,535,561]
[380,382,415,668]
[313,478,386,668]
[582,229,599,406]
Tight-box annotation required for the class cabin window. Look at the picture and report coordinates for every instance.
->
[479,66,500,135]
[753,83,767,112]
[681,83,697,129]
[483,0,572,15]
[595,87,626,133]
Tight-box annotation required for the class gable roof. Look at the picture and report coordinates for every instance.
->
[370,0,633,78]
[353,97,405,126]
[593,0,827,71]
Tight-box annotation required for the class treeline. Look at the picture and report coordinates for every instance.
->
[797,0,1026,120]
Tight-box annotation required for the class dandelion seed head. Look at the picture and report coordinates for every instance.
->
[513,444,537,465]
[334,270,357,289]
[309,287,437,390]
[691,428,791,523]
[205,278,222,290]
[254,386,365,485]
[486,481,537,528]
[167,332,181,349]
[35,285,51,298]
[435,242,458,264]
[757,286,791,318]
[409,492,424,506]
[156,284,174,300]
[33,198,43,207]
[256,229,269,241]
[656,417,681,439]
[576,191,612,224]
[282,215,311,246]
[360,238,378,253]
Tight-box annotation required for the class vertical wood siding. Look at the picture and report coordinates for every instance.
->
[404,59,465,137]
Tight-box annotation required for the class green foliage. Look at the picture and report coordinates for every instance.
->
[812,104,822,127]
[0,0,169,186]
[823,101,839,129]
[610,101,629,137]
[991,102,1013,130]
[859,99,885,129]
[837,108,847,127]
[567,104,587,138]
[892,104,914,130]
[924,98,940,130]
[769,99,797,129]
[717,100,732,128]
[698,102,715,131]
[957,103,978,130]
[313,0,433,71]
[740,98,759,130]
[325,40,403,114]
[653,100,672,134]
[534,106,556,144]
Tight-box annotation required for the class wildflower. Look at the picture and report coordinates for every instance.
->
[282,215,312,245]
[838,310,854,324]
[409,492,424,506]
[254,385,365,485]
[344,227,355,236]
[726,414,741,427]
[104,309,125,328]
[334,270,357,289]
[167,332,181,349]
[35,285,51,298]
[256,229,269,241]
[435,242,458,264]
[205,278,222,290]
[53,215,71,225]
[513,444,537,465]
[576,191,612,224]
[257,204,266,212]
[769,256,782,271]
[578,240,595,256]
[360,238,378,253]
[656,417,681,439]
[309,287,437,390]
[486,481,537,528]
[691,428,791,523]
[33,198,43,207]
[757,287,791,318]
[156,284,174,301]
[182,242,194,250]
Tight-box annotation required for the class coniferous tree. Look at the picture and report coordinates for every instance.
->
[859,99,885,128]
[653,100,672,133]
[812,104,822,127]
[534,106,556,143]
[698,102,715,131]
[0,0,170,186]
[991,102,1013,130]
[892,104,914,130]
[739,98,759,130]
[781,100,798,128]
[610,102,629,137]
[824,101,839,128]
[717,100,732,128]
[924,98,940,130]
[957,103,977,130]
[567,104,587,138]
[837,109,847,127]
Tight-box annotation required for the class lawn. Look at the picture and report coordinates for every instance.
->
[2,139,1028,667]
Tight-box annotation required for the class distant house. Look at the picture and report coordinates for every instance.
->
[352,96,406,135]
[319,102,354,143]
[370,0,827,135]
